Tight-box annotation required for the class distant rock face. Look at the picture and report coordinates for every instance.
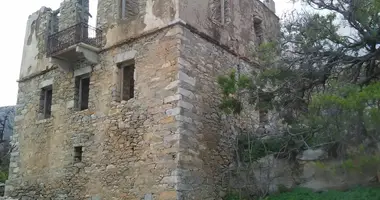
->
[0,106,15,141]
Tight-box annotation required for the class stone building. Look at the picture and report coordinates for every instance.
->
[5,0,279,199]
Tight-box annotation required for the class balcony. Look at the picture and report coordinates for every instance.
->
[47,22,103,71]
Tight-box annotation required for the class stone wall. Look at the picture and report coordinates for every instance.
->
[174,26,260,199]
[19,7,52,79]
[179,0,280,58]
[97,0,179,48]
[8,0,280,199]
[59,0,89,31]
[19,0,91,80]
[7,26,182,200]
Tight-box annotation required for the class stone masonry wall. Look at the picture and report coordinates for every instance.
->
[7,26,183,200]
[175,26,258,199]
[97,0,178,49]
[19,7,52,79]
[59,0,89,31]
[8,0,279,199]
[179,0,280,58]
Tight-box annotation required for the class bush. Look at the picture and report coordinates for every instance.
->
[267,187,380,200]
[0,170,8,183]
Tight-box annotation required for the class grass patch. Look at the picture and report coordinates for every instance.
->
[266,187,380,200]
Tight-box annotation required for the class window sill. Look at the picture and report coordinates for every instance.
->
[36,118,53,125]
[73,162,85,168]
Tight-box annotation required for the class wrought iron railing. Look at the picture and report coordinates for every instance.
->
[47,22,102,56]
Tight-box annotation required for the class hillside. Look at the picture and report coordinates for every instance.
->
[0,106,14,141]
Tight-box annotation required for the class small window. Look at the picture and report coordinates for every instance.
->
[209,0,229,25]
[75,75,90,110]
[120,0,139,19]
[39,86,53,119]
[258,91,270,124]
[119,63,135,101]
[254,19,264,46]
[74,146,83,163]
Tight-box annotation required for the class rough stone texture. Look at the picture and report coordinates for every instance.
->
[7,0,280,199]
[19,0,90,80]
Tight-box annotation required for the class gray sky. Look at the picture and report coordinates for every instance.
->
[0,0,295,107]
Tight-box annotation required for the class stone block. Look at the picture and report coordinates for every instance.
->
[178,88,195,99]
[39,79,54,88]
[178,71,196,86]
[114,50,137,64]
[178,101,193,110]
[74,66,92,77]
[164,95,181,104]
[158,191,177,200]
[166,108,181,116]
[165,81,179,90]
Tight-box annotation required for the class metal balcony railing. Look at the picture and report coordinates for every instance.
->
[47,22,102,56]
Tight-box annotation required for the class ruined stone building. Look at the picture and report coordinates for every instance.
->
[5,0,279,199]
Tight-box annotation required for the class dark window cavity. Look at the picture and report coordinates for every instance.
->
[119,62,135,102]
[258,91,271,124]
[74,146,83,163]
[209,0,230,25]
[75,75,90,111]
[120,0,139,19]
[254,18,264,46]
[39,86,53,119]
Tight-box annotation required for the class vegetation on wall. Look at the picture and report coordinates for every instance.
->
[218,0,380,198]
[225,187,380,200]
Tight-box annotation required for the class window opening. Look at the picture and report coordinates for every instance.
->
[74,146,83,163]
[210,0,229,25]
[49,10,60,34]
[258,91,271,124]
[75,75,90,110]
[119,62,135,101]
[120,0,139,19]
[254,19,264,46]
[39,86,53,119]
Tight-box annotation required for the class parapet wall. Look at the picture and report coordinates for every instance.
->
[19,0,90,80]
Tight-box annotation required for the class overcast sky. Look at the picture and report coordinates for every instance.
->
[0,0,296,107]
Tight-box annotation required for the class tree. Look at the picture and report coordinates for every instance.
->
[219,0,380,158]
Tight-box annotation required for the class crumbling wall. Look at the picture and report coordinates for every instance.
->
[179,0,280,58]
[175,26,260,199]
[19,0,91,80]
[10,0,280,199]
[97,0,179,48]
[7,26,182,200]
[59,0,90,30]
[19,7,52,80]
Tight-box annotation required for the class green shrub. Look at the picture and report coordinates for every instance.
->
[238,135,292,162]
[224,192,243,200]
[0,170,8,183]
[267,187,380,200]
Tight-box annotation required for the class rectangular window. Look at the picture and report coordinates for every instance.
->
[210,0,229,25]
[39,86,53,119]
[119,63,135,101]
[75,75,90,110]
[74,146,83,163]
[120,0,139,19]
[258,91,270,124]
[254,19,264,46]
